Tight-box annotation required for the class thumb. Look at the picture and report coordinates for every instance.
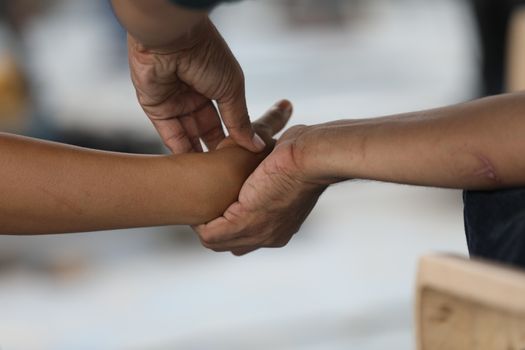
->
[218,93,266,153]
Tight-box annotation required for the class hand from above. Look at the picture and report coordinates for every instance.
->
[128,18,264,154]
[195,103,329,255]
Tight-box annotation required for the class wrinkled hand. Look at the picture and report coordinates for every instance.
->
[214,100,291,151]
[128,18,263,154]
[195,104,328,255]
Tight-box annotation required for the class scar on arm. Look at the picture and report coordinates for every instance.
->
[472,153,502,184]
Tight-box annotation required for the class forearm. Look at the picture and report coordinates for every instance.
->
[0,133,263,234]
[111,0,208,49]
[300,92,525,190]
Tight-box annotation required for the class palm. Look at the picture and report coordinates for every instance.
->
[217,139,326,255]
[194,104,327,255]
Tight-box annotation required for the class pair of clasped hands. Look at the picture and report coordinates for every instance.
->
[129,18,326,256]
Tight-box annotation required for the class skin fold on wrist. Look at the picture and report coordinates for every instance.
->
[293,124,350,185]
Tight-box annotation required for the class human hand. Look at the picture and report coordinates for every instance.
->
[214,100,293,151]
[160,100,295,226]
[128,18,264,154]
[194,104,330,255]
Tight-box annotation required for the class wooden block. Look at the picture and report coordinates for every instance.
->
[416,254,525,350]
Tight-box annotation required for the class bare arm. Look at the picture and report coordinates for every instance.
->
[111,0,262,154]
[0,101,291,235]
[298,92,525,189]
[195,93,525,255]
[0,133,255,234]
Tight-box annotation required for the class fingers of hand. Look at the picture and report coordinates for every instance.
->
[151,118,193,154]
[194,203,247,246]
[193,102,226,151]
[230,236,291,256]
[253,100,293,138]
[218,94,264,152]
[179,114,203,152]
[148,98,227,153]
[231,247,258,256]
[141,90,208,120]
[142,91,207,153]
[195,214,294,254]
[207,232,292,255]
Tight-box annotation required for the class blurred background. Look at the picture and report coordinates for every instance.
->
[0,0,524,349]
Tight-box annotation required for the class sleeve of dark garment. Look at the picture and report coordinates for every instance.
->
[169,0,237,9]
[464,188,525,269]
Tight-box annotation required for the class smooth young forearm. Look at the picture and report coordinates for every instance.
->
[111,0,208,49]
[0,133,264,235]
[299,92,525,190]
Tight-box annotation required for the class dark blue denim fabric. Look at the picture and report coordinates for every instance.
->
[464,189,525,268]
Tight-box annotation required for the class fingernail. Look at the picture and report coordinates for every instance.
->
[252,133,266,150]
[278,100,292,113]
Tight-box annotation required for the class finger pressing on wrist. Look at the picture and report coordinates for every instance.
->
[218,94,266,152]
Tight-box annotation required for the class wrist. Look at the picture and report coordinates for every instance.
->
[294,122,359,185]
[289,125,336,185]
[130,16,211,54]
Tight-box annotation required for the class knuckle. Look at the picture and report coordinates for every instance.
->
[270,233,293,248]
[200,239,223,252]
[164,132,187,145]
[198,231,216,246]
[200,239,214,250]
[273,240,287,248]
[199,237,212,249]
[225,117,252,133]
[252,123,272,136]
[292,222,303,234]
[201,126,225,143]
[284,124,307,137]
[232,248,247,255]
